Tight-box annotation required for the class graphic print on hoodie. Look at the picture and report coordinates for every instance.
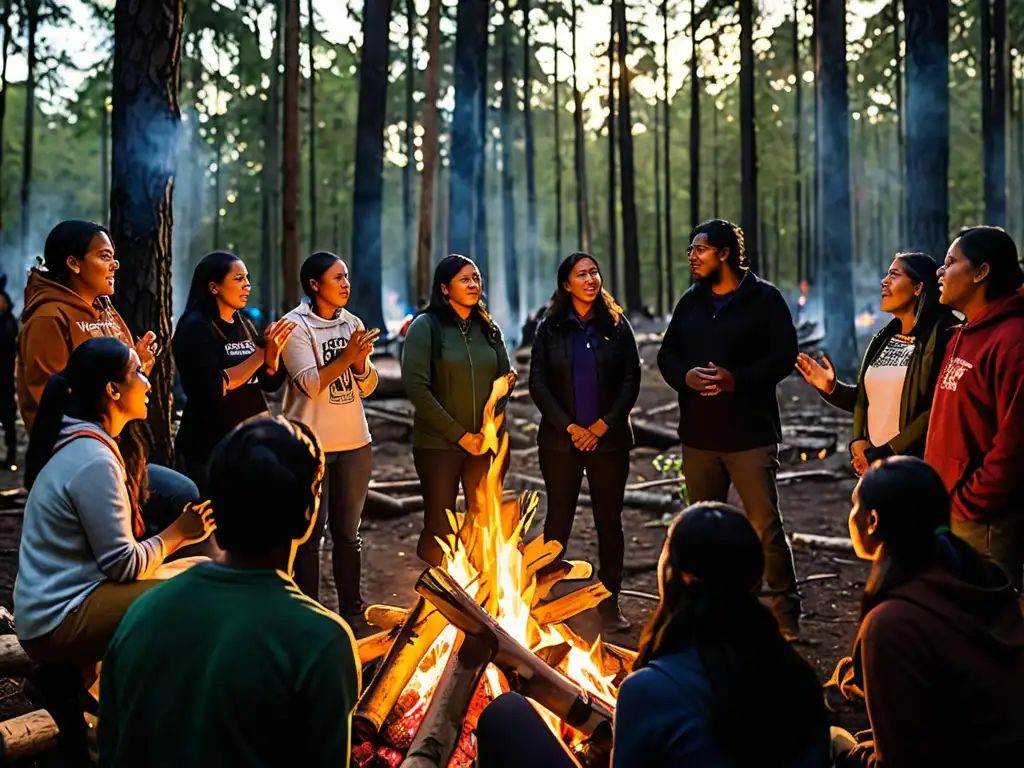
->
[17,269,134,433]
[924,289,1024,522]
[280,301,378,453]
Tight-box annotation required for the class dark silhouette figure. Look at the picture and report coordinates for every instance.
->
[0,276,19,467]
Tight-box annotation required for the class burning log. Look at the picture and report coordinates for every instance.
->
[531,582,611,627]
[399,634,497,768]
[0,710,59,762]
[358,630,398,665]
[416,568,614,736]
[365,605,411,632]
[354,597,449,737]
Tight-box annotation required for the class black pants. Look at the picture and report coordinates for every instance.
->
[477,693,577,768]
[952,515,1024,591]
[0,384,15,456]
[413,448,507,566]
[681,444,801,630]
[538,447,629,595]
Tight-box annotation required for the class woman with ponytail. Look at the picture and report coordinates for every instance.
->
[796,252,956,474]
[14,337,215,667]
[831,456,1024,766]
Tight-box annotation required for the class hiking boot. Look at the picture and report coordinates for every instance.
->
[597,596,632,633]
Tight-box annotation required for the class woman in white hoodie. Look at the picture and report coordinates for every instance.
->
[281,252,380,614]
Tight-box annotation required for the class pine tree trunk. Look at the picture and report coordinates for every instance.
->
[893,0,905,246]
[810,0,820,282]
[662,0,673,303]
[20,0,39,264]
[983,0,1006,226]
[213,37,223,250]
[653,102,664,315]
[308,0,319,247]
[282,0,301,307]
[607,0,617,296]
[904,0,949,261]
[448,0,489,258]
[571,0,590,252]
[350,0,392,330]
[689,0,699,229]
[793,0,803,285]
[403,0,415,299]
[817,0,858,375]
[101,95,110,225]
[261,0,284,319]
[472,23,489,283]
[615,0,641,311]
[109,0,184,465]
[0,0,11,232]
[523,0,539,310]
[500,0,519,317]
[739,0,759,272]
[553,7,563,263]
[416,0,442,303]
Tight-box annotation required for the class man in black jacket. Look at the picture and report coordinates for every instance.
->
[657,220,802,638]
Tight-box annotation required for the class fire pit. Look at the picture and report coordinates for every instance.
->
[351,374,635,768]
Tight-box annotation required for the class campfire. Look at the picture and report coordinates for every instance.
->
[351,374,634,768]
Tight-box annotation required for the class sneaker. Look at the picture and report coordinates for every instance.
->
[597,596,632,633]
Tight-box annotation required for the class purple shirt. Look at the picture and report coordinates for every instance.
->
[571,316,600,427]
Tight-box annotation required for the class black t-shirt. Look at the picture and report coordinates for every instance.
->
[173,310,284,468]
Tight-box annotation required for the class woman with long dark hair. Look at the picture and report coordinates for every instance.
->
[796,252,956,474]
[18,220,198,531]
[172,252,296,491]
[830,456,1024,766]
[925,226,1024,588]
[281,251,379,608]
[15,337,214,667]
[401,254,513,566]
[529,251,640,632]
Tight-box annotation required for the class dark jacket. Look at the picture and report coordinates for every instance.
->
[838,566,1024,767]
[528,311,640,452]
[401,311,512,450]
[657,272,797,452]
[822,311,957,462]
[924,289,1024,523]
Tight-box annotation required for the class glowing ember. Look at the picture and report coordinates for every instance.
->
[856,311,877,328]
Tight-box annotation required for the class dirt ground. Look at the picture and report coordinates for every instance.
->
[0,363,872,764]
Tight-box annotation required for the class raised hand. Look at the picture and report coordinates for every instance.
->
[795,353,837,394]
[135,331,159,373]
[263,318,297,372]
[175,500,216,544]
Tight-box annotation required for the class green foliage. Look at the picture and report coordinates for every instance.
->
[652,452,688,504]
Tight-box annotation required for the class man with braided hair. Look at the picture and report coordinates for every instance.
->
[657,219,803,639]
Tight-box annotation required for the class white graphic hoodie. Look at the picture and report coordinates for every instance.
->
[281,300,378,453]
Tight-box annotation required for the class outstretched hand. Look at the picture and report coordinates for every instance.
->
[263,318,297,373]
[795,353,836,394]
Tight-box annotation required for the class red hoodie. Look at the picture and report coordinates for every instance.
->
[924,290,1024,522]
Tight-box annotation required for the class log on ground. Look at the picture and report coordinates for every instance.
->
[0,710,59,763]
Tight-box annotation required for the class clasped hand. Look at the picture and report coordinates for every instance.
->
[567,419,608,452]
[686,362,735,397]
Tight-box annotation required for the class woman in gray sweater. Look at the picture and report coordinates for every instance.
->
[15,337,214,667]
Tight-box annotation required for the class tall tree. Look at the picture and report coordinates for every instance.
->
[350,0,391,330]
[614,0,641,311]
[653,101,664,315]
[552,6,563,262]
[662,0,673,302]
[109,0,184,464]
[607,0,617,296]
[416,0,441,302]
[472,10,490,280]
[307,0,318,247]
[809,0,819,281]
[793,0,803,284]
[500,0,519,316]
[982,0,1007,226]
[905,0,949,260]
[892,0,905,245]
[403,0,415,298]
[689,0,699,229]
[523,0,539,308]
[738,0,759,272]
[21,0,39,263]
[448,0,489,258]
[212,34,223,250]
[261,0,284,319]
[282,0,301,307]
[0,0,11,231]
[571,0,590,251]
[816,0,858,374]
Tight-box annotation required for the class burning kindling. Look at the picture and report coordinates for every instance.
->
[352,374,631,768]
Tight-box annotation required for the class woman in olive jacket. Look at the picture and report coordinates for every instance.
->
[796,252,956,475]
[529,252,641,632]
[401,255,513,567]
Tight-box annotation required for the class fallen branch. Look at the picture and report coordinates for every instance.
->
[363,490,420,520]
[0,710,59,762]
[777,469,846,485]
[364,406,415,428]
[630,419,678,450]
[791,532,855,552]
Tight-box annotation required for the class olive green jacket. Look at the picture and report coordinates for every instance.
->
[401,311,512,450]
[822,311,957,459]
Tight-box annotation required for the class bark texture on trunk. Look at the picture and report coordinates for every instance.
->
[403,0,415,299]
[500,0,519,317]
[607,0,617,296]
[904,0,949,261]
[553,7,563,263]
[523,0,539,310]
[689,0,699,230]
[0,0,9,231]
[739,0,759,273]
[571,0,590,252]
[416,0,442,303]
[615,0,641,311]
[261,0,283,319]
[350,0,392,330]
[21,0,39,264]
[282,0,301,307]
[662,0,673,303]
[109,0,184,465]
[793,0,803,284]
[308,0,319,248]
[983,0,1007,226]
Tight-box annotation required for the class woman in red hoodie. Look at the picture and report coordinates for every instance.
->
[833,456,1024,767]
[925,226,1024,588]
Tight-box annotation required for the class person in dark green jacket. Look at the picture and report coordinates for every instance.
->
[795,252,956,475]
[401,254,513,566]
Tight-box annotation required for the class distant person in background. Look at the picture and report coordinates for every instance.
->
[657,219,802,639]
[401,254,513,566]
[281,252,379,609]
[172,252,295,493]
[0,275,18,468]
[18,219,198,531]
[924,226,1024,589]
[529,252,640,632]
[795,252,956,474]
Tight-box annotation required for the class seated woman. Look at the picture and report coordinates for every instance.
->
[477,503,829,768]
[832,456,1024,766]
[18,219,199,530]
[15,337,215,668]
[795,252,955,474]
